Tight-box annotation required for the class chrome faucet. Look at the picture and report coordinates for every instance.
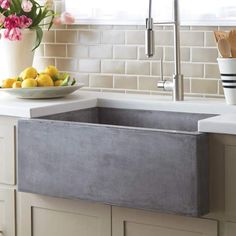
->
[145,0,184,101]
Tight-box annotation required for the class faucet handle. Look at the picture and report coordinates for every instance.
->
[157,58,174,91]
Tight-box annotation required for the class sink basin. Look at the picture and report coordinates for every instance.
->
[17,107,214,216]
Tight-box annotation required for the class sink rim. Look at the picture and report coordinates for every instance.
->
[31,117,207,136]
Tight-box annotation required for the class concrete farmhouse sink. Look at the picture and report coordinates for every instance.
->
[17,107,213,216]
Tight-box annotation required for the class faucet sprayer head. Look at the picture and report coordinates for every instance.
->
[145,18,155,58]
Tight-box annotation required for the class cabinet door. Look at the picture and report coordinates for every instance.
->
[17,192,111,236]
[0,189,15,236]
[112,207,218,236]
[206,134,236,236]
[0,118,16,185]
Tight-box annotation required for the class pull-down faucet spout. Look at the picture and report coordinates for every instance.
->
[145,0,184,101]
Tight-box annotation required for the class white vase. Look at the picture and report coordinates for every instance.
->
[0,29,36,82]
[218,58,236,105]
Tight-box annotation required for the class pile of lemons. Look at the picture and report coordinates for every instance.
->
[1,66,74,89]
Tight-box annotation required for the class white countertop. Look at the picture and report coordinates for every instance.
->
[1,90,236,135]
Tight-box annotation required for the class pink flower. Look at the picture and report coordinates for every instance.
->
[19,15,32,28]
[4,28,22,41]
[4,14,21,29]
[0,0,10,9]
[21,0,33,12]
[53,16,62,26]
[60,12,75,24]
[0,13,5,24]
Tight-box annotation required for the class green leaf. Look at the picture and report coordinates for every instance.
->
[60,76,71,86]
[31,26,43,51]
[55,73,70,81]
[71,78,76,86]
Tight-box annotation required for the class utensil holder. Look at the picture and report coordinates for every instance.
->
[218,58,236,105]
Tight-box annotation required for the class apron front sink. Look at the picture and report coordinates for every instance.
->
[18,107,213,216]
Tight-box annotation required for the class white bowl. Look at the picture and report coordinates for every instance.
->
[0,84,84,99]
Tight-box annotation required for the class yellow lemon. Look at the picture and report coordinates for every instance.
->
[20,67,38,80]
[12,81,22,88]
[54,80,63,86]
[44,65,59,79]
[2,78,17,88]
[21,78,37,88]
[36,73,54,87]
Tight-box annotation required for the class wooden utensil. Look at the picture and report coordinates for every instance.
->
[228,30,236,58]
[218,38,231,58]
[214,31,228,43]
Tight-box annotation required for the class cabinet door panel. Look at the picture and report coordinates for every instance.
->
[0,189,15,236]
[17,192,111,236]
[225,222,236,236]
[207,135,236,222]
[112,207,218,236]
[0,119,16,185]
[225,146,236,218]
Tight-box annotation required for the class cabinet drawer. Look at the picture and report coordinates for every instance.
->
[17,192,111,236]
[0,189,15,236]
[0,119,16,185]
[112,207,218,236]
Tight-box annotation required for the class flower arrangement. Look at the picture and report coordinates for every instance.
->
[0,0,55,50]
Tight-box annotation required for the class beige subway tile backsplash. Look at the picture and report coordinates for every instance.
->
[45,44,66,57]
[75,73,89,86]
[192,48,218,63]
[42,31,55,43]
[114,75,138,89]
[205,64,220,78]
[180,32,204,46]
[155,31,174,46]
[163,62,175,77]
[164,47,190,62]
[90,75,113,88]
[114,46,137,59]
[79,59,101,73]
[89,46,113,59]
[181,63,204,78]
[79,31,101,45]
[191,79,218,94]
[127,61,150,75]
[204,32,217,47]
[101,60,125,74]
[56,30,78,43]
[151,61,161,76]
[101,31,125,44]
[36,17,224,97]
[126,31,145,45]
[56,58,77,72]
[138,76,160,91]
[67,45,89,58]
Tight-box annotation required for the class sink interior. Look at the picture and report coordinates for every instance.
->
[41,107,215,132]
